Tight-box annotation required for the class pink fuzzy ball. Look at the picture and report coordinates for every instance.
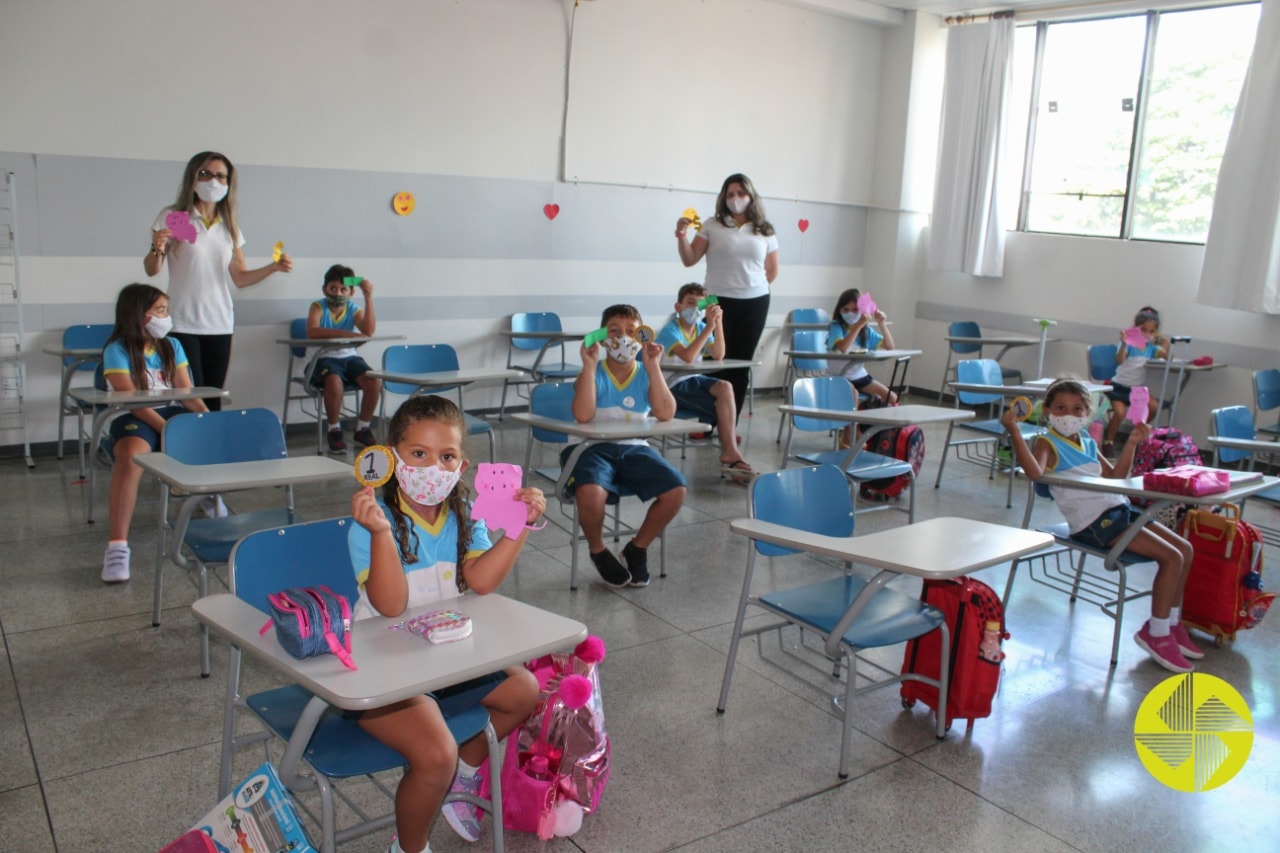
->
[532,665,557,692]
[558,674,593,708]
[575,635,606,664]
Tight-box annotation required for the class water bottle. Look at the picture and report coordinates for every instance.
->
[979,620,1005,663]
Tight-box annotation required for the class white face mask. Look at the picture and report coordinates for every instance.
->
[841,311,862,326]
[393,450,462,507]
[679,307,703,326]
[726,196,750,215]
[145,315,173,339]
[605,334,641,364]
[1048,414,1091,438]
[195,180,228,203]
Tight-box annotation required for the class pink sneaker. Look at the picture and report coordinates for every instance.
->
[1134,622,1194,673]
[1171,622,1205,660]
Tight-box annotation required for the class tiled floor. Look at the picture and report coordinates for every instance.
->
[1,394,1277,852]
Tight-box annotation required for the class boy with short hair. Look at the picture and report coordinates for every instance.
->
[655,282,754,482]
[306,264,381,453]
[566,304,687,588]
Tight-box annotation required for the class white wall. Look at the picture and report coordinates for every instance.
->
[0,0,890,447]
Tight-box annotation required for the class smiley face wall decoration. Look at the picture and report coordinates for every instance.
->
[392,191,415,216]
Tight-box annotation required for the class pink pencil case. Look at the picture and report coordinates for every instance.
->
[405,609,473,644]
[1142,465,1229,496]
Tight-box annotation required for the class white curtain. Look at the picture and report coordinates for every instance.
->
[1197,0,1280,314]
[928,19,1015,278]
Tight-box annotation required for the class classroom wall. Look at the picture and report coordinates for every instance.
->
[0,0,895,449]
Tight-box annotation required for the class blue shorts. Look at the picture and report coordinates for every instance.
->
[672,375,724,425]
[1105,382,1135,405]
[346,670,507,719]
[310,356,372,388]
[108,405,187,450]
[559,442,687,501]
[1072,503,1141,549]
[850,374,875,391]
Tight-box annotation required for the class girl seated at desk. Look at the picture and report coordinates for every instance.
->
[827,288,895,449]
[1001,378,1197,674]
[348,395,543,852]
[101,283,208,584]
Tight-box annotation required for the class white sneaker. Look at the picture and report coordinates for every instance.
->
[199,496,228,518]
[101,543,130,583]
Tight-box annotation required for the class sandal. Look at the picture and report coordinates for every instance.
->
[722,460,755,483]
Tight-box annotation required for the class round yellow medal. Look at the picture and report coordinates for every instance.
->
[354,445,395,488]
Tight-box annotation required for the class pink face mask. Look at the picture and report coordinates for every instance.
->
[393,450,461,506]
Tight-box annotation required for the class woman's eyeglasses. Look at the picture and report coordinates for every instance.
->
[197,169,229,182]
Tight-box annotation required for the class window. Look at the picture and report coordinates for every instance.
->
[1012,3,1259,242]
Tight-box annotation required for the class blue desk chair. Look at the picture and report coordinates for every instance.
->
[940,320,1021,397]
[521,382,666,590]
[499,312,580,420]
[1253,368,1280,440]
[1087,343,1118,383]
[775,329,830,444]
[381,344,495,462]
[56,324,112,459]
[155,409,301,676]
[717,464,949,778]
[1210,405,1280,546]
[1004,480,1154,667]
[281,318,363,455]
[223,518,504,853]
[934,358,1044,508]
[781,376,916,522]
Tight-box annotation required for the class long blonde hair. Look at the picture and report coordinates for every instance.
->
[171,151,240,243]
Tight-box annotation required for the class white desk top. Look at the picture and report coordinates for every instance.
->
[509,412,710,440]
[1145,359,1226,372]
[499,330,587,342]
[945,335,1057,347]
[784,348,921,362]
[950,380,1110,397]
[367,367,522,387]
[276,334,404,348]
[660,358,760,373]
[133,454,353,493]
[779,403,975,428]
[43,346,100,359]
[1206,436,1280,454]
[193,593,588,711]
[69,386,228,406]
[1039,470,1279,506]
[730,516,1053,580]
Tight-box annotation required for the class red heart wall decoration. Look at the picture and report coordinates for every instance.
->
[797,218,810,233]
[543,204,560,220]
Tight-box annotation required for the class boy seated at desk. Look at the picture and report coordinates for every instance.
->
[655,282,755,482]
[568,303,687,588]
[307,263,381,453]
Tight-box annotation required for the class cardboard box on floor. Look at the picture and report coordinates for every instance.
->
[161,762,315,853]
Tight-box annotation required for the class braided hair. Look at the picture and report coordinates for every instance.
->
[380,395,475,593]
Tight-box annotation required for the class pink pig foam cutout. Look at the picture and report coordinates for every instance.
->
[1122,326,1148,349]
[469,462,526,540]
[856,292,877,316]
[1128,386,1150,424]
[165,210,198,244]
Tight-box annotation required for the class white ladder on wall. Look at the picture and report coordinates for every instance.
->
[0,171,34,467]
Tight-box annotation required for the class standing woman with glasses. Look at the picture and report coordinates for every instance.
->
[675,173,778,420]
[145,151,292,410]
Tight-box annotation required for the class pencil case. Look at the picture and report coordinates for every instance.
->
[405,609,473,644]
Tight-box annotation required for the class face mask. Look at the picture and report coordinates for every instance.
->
[605,335,641,364]
[393,450,462,507]
[1048,414,1091,438]
[841,311,862,326]
[144,315,173,338]
[679,307,703,326]
[726,196,750,215]
[325,293,350,309]
[195,180,228,203]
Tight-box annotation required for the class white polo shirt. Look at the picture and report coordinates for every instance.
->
[153,207,245,335]
[698,218,779,300]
